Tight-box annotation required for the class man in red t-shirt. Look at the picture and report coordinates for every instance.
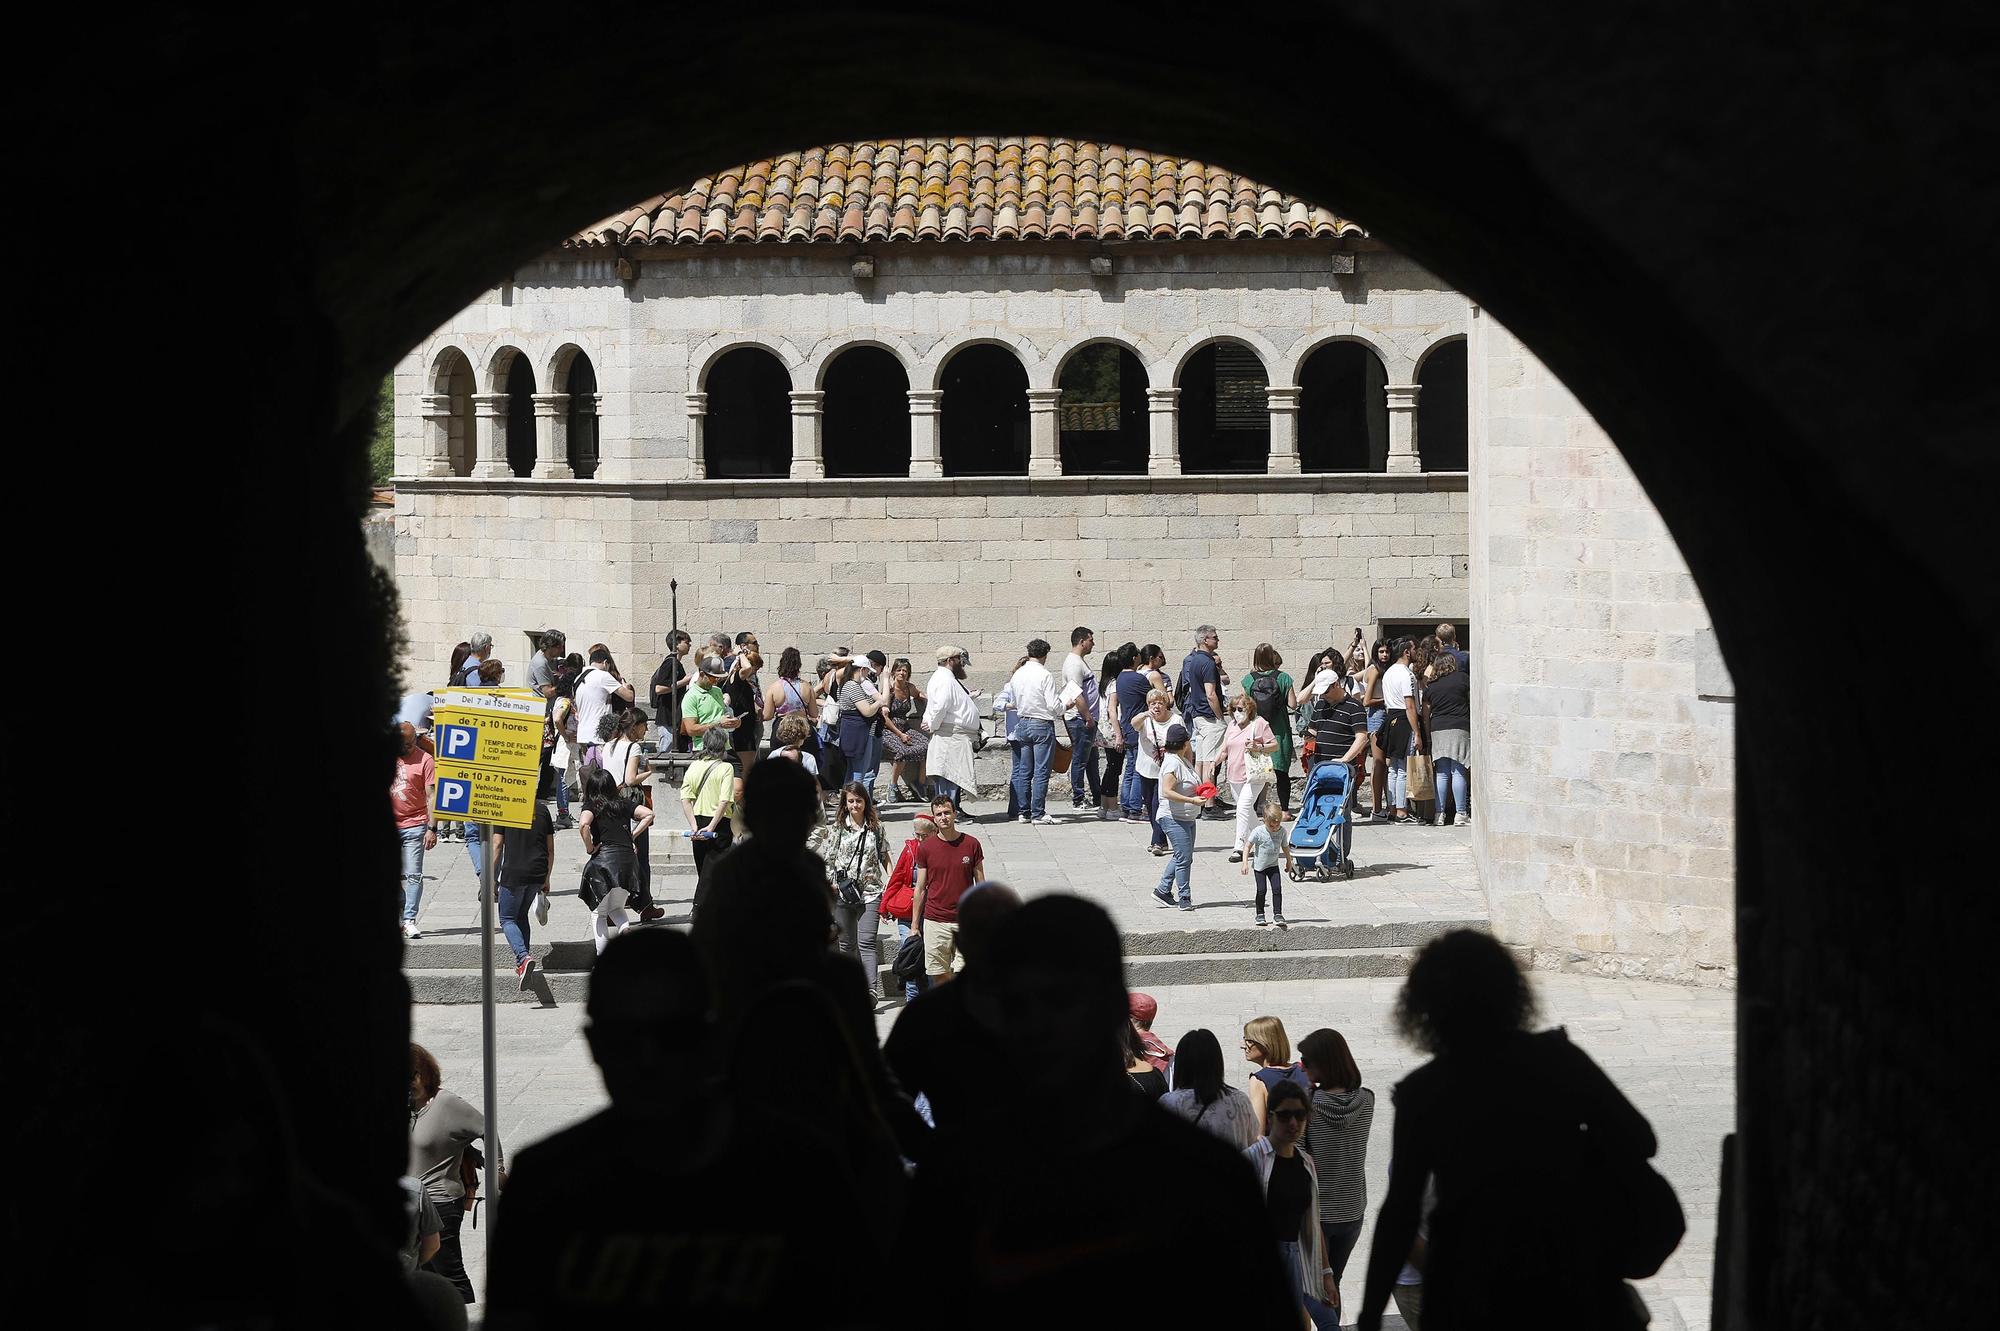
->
[391,721,438,940]
[911,797,985,983]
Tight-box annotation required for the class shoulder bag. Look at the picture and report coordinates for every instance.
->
[833,828,871,910]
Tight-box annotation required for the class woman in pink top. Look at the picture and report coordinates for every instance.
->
[1222,696,1279,862]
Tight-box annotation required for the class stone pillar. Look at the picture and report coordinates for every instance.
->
[1386,383,1422,474]
[908,389,943,478]
[530,393,573,479]
[1265,384,1302,474]
[789,389,826,480]
[420,393,454,477]
[1146,386,1180,476]
[685,391,708,480]
[471,393,511,478]
[1027,388,1062,477]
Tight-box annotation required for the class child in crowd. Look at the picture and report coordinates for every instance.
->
[1242,802,1295,927]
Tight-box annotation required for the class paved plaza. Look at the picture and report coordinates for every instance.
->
[414,972,1731,1330]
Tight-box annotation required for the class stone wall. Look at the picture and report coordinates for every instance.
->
[391,475,1468,693]
[1468,311,1736,985]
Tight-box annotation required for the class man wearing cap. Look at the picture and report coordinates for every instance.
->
[923,645,981,812]
[680,655,739,743]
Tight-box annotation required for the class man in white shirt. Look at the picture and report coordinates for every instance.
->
[1006,639,1067,825]
[1378,639,1423,823]
[923,645,982,813]
[1060,626,1101,814]
[574,646,635,759]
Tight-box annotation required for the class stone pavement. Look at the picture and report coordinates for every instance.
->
[401,765,1489,997]
[413,972,1731,1331]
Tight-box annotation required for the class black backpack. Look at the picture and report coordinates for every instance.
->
[1248,670,1283,724]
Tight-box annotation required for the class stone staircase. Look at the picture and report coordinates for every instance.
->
[403,915,1486,1004]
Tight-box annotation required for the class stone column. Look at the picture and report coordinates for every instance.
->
[685,392,708,480]
[1027,387,1062,477]
[420,393,454,477]
[1265,384,1302,474]
[1146,386,1180,476]
[471,393,511,478]
[908,389,943,478]
[530,393,573,479]
[789,389,826,480]
[1386,383,1422,474]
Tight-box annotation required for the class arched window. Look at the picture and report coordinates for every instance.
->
[823,346,911,477]
[564,351,599,480]
[1058,344,1147,475]
[705,346,792,479]
[1298,341,1388,471]
[431,348,475,476]
[504,353,537,477]
[1178,341,1270,474]
[940,344,1028,476]
[1418,340,1468,472]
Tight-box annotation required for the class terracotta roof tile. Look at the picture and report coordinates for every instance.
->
[570,137,1359,248]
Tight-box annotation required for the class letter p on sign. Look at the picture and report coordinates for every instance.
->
[437,723,478,761]
[436,779,471,815]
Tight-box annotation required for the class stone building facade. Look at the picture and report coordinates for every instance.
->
[392,138,1732,982]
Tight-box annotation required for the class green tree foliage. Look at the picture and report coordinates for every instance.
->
[1059,343,1124,405]
[368,375,395,484]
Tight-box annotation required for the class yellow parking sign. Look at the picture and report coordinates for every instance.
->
[431,760,540,829]
[431,706,545,774]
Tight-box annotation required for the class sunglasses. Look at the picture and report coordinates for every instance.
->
[1272,1109,1308,1124]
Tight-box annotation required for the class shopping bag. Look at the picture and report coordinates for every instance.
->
[1406,751,1434,796]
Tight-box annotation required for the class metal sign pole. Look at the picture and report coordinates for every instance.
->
[478,820,502,1262]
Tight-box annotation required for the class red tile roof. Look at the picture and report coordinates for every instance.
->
[571,139,1359,248]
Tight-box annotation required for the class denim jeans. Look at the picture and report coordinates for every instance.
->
[550,756,569,815]
[496,882,532,965]
[1119,749,1145,815]
[1433,757,1469,818]
[463,821,486,880]
[1141,774,1165,848]
[833,894,883,992]
[928,774,960,810]
[424,1197,475,1303]
[1254,865,1282,916]
[1154,815,1195,905]
[399,827,427,921]
[1010,717,1056,819]
[1277,1239,1342,1331]
[893,919,925,1003]
[1067,718,1100,805]
[858,726,882,796]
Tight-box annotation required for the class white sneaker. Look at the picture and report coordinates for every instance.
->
[1018,815,1032,824]
[1455,813,1472,826]
[535,891,550,926]
[1033,814,1061,826]
[401,920,423,940]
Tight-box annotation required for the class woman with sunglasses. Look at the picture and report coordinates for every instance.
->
[1243,1014,1314,1130]
[1246,1079,1341,1330]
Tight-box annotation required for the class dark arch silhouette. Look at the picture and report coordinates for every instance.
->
[1298,340,1388,472]
[823,345,911,477]
[110,13,1994,1328]
[1177,341,1269,474]
[704,346,792,478]
[1058,343,1148,475]
[503,354,537,477]
[563,350,599,479]
[1418,340,1468,472]
[940,344,1029,476]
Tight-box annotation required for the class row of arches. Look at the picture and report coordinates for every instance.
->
[422,335,1465,479]
[697,336,1467,477]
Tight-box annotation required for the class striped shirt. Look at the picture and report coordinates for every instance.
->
[1304,1085,1375,1223]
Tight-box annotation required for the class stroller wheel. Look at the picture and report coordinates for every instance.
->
[1317,864,1332,882]
[1343,861,1355,880]
[1288,866,1302,882]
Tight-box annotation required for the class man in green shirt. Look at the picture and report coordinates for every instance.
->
[681,654,740,743]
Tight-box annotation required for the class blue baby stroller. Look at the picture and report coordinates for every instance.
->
[1287,760,1356,881]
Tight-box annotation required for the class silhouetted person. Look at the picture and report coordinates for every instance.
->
[896,895,1297,1327]
[485,930,867,1329]
[1357,930,1680,1331]
[882,880,1022,1145]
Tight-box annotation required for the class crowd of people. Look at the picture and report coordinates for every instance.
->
[389,619,1478,977]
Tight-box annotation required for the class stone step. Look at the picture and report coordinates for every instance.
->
[401,917,1481,974]
[405,944,1430,1004]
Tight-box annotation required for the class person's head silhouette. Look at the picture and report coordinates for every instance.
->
[985,895,1127,1102]
[955,880,1022,968]
[738,753,820,848]
[1394,927,1540,1055]
[585,929,712,1111]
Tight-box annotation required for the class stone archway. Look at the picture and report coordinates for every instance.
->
[123,11,1996,1326]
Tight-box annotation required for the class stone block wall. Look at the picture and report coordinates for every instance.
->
[1468,311,1736,984]
[391,477,1469,694]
